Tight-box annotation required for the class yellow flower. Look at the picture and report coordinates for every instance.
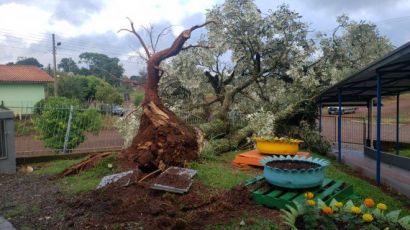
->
[364,198,375,208]
[304,192,314,199]
[377,203,387,211]
[351,206,362,214]
[384,227,390,230]
[322,207,333,215]
[306,199,315,206]
[335,202,343,208]
[362,213,374,222]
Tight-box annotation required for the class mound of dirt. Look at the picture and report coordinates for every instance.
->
[121,102,200,172]
[64,179,280,229]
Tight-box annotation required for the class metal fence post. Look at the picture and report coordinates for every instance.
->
[63,105,74,154]
[363,117,366,146]
[334,116,337,143]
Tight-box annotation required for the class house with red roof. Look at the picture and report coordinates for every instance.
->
[0,65,54,115]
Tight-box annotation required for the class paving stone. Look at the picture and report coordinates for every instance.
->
[96,170,134,189]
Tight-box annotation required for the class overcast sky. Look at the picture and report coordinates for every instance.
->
[0,0,409,76]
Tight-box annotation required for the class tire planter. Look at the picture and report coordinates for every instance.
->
[254,137,303,155]
[260,155,329,189]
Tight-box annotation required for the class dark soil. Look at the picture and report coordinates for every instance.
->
[266,160,320,170]
[64,179,280,230]
[153,172,192,189]
[0,172,280,230]
[0,173,73,230]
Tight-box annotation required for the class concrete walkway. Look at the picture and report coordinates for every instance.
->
[330,147,410,198]
[0,216,15,230]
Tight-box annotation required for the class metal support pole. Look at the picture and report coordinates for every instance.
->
[319,99,322,133]
[368,99,373,148]
[63,105,74,154]
[338,88,342,162]
[366,101,371,147]
[396,93,400,155]
[376,74,382,185]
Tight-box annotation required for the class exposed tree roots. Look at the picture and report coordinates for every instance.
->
[121,101,200,171]
[57,152,112,178]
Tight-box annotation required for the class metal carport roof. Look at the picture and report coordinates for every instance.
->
[317,41,410,105]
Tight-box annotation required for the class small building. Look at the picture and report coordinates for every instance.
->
[0,65,54,115]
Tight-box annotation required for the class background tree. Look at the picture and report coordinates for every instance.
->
[58,57,80,73]
[79,52,124,86]
[15,57,43,67]
[95,84,123,105]
[57,75,123,105]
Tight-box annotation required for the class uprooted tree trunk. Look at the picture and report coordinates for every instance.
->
[121,20,214,171]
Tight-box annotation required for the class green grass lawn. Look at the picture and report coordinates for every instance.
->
[35,153,119,193]
[399,149,410,158]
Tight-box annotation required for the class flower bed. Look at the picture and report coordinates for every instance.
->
[282,193,410,229]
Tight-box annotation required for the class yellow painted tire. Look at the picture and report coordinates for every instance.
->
[255,139,301,154]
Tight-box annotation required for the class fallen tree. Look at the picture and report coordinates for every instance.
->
[120,19,214,171]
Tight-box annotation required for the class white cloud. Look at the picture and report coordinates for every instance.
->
[0,3,51,44]
[0,0,217,41]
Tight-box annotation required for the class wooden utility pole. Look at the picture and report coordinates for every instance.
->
[52,33,58,96]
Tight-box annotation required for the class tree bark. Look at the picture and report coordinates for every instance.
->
[121,21,213,171]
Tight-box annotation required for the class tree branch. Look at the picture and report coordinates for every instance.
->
[151,21,217,65]
[119,17,151,58]
[182,44,214,51]
[187,21,217,34]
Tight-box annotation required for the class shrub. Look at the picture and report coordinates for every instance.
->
[298,122,331,155]
[33,97,102,150]
[133,90,144,106]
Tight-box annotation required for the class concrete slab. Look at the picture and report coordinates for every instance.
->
[0,216,15,230]
[330,147,410,198]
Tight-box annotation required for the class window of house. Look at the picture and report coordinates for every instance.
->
[0,120,7,159]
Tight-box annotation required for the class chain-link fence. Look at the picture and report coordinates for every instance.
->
[320,106,410,150]
[11,105,124,157]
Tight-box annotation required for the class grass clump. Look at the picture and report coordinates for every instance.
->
[190,150,257,190]
[4,204,26,219]
[60,154,118,193]
[35,158,85,175]
[399,149,410,158]
[35,153,119,193]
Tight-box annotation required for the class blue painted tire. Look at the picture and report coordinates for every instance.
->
[261,155,330,189]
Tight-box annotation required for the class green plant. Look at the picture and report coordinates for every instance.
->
[281,193,410,230]
[298,122,331,155]
[15,119,35,136]
[60,154,118,193]
[133,90,144,106]
[33,97,102,150]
